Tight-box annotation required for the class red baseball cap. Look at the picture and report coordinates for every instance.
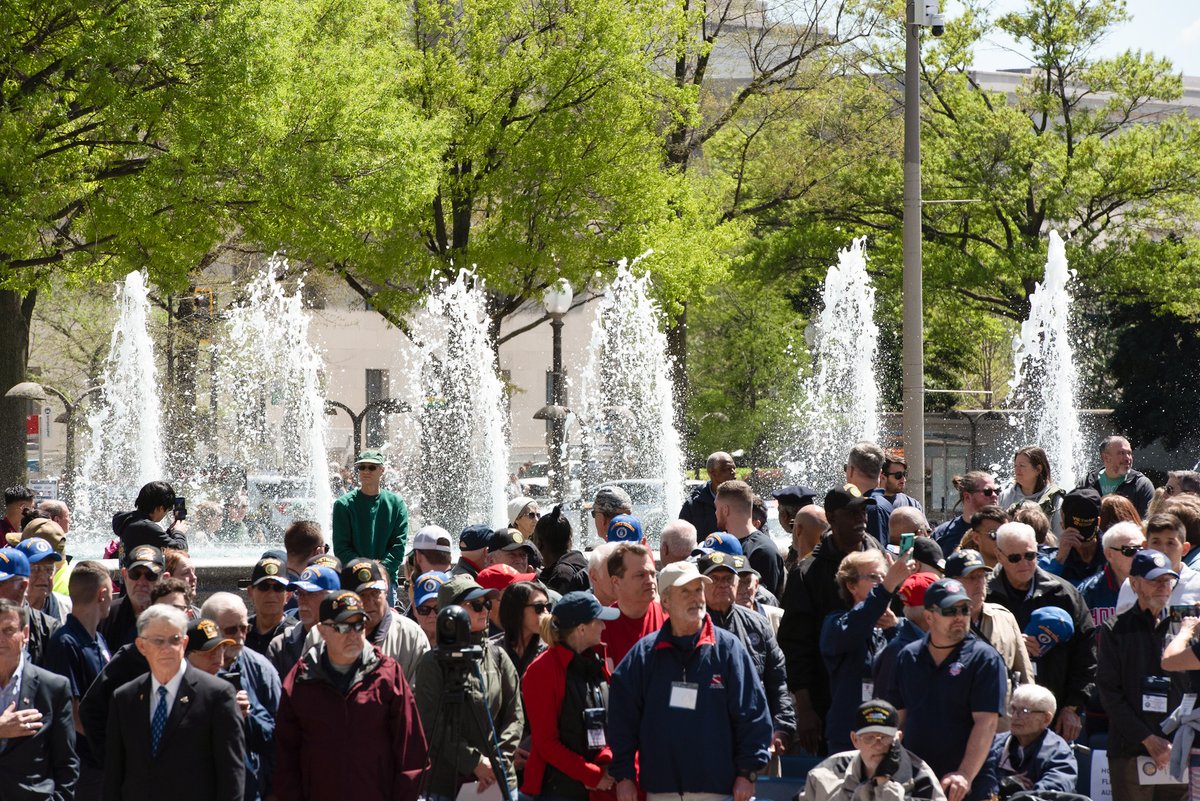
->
[898,572,939,607]
[476,564,538,593]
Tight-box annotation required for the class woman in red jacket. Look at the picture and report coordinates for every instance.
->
[522,592,622,801]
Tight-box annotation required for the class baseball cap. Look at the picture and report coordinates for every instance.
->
[459,523,494,551]
[249,556,289,588]
[307,554,343,573]
[1024,607,1075,654]
[912,537,945,572]
[413,571,452,608]
[21,519,65,553]
[15,537,62,565]
[897,572,938,607]
[553,591,620,629]
[438,574,498,608]
[342,558,387,593]
[1131,548,1179,581]
[488,528,540,555]
[606,515,643,544]
[697,552,748,575]
[477,564,538,593]
[771,485,818,508]
[412,525,453,553]
[824,487,876,515]
[288,564,341,593]
[923,577,970,610]
[125,545,165,574]
[856,700,899,737]
[355,450,385,465]
[187,618,235,653]
[945,549,988,578]
[1061,488,1101,540]
[593,485,633,515]
[507,496,537,525]
[320,590,368,624]
[0,548,30,582]
[697,532,744,556]
[657,560,711,595]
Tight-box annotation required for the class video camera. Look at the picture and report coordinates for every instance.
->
[434,605,484,663]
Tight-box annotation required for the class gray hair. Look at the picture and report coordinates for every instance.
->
[0,598,29,627]
[1011,683,1057,715]
[593,486,632,517]
[587,542,618,577]
[1099,435,1129,456]
[995,522,1036,552]
[136,604,188,636]
[37,499,68,517]
[848,442,885,476]
[1170,471,1200,495]
[200,591,247,620]
[659,520,697,559]
[1101,521,1145,550]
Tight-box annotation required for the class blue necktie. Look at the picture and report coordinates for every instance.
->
[151,686,169,755]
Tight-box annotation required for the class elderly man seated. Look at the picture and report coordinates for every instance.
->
[983,684,1078,799]
[803,700,945,800]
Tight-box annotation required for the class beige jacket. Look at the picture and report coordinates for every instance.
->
[976,600,1035,732]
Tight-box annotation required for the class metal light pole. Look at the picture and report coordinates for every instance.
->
[902,1,943,506]
[324,398,411,457]
[4,381,104,506]
[542,279,573,502]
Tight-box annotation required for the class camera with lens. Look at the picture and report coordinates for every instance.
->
[435,605,484,661]
[929,12,945,36]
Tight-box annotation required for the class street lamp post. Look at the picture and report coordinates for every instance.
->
[542,279,573,501]
[324,398,411,458]
[4,381,104,506]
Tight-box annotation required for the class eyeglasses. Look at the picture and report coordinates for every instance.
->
[886,470,907,480]
[356,464,380,472]
[222,624,250,637]
[128,568,160,582]
[140,634,185,649]
[415,604,438,617]
[467,599,493,613]
[1003,551,1038,563]
[856,732,895,746]
[937,605,972,617]
[976,488,999,497]
[856,572,886,585]
[326,620,367,634]
[254,582,288,593]
[527,602,550,614]
[1010,707,1051,717]
[522,510,541,520]
[1109,544,1144,558]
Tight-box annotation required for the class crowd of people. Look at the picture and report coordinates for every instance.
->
[0,437,1197,800]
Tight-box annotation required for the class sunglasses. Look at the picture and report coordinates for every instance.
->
[255,582,288,593]
[976,488,999,497]
[527,602,550,614]
[128,568,160,582]
[356,464,380,472]
[522,510,541,520]
[415,604,438,617]
[1109,544,1144,558]
[327,620,367,634]
[886,470,907,480]
[1003,551,1038,563]
[222,624,249,637]
[467,599,493,613]
[937,605,972,617]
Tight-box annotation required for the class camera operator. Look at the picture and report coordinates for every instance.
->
[521,591,621,799]
[113,481,187,554]
[413,575,524,800]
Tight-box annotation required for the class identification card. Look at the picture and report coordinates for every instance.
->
[862,681,875,702]
[669,681,699,710]
[583,707,607,748]
[1143,675,1171,713]
[1144,693,1169,713]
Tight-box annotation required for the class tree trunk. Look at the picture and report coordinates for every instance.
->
[667,303,689,455]
[0,290,35,488]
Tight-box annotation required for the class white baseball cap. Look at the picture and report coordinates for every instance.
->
[657,560,711,595]
[412,525,452,553]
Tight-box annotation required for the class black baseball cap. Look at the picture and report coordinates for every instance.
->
[250,556,289,588]
[945,549,988,578]
[342,558,387,593]
[856,700,899,736]
[824,487,876,515]
[307,553,343,573]
[696,552,749,575]
[771,485,818,508]
[552,592,620,629]
[487,528,540,555]
[187,618,235,653]
[1061,488,1101,540]
[320,591,368,624]
[912,537,946,572]
[125,545,165,574]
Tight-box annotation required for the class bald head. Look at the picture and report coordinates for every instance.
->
[888,506,929,546]
[659,520,698,566]
[706,452,737,489]
[793,505,827,560]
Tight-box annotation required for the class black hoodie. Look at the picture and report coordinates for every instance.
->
[111,509,187,554]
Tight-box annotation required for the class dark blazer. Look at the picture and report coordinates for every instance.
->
[103,664,245,801]
[0,662,78,801]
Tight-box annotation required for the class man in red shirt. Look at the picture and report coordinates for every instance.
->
[600,543,666,671]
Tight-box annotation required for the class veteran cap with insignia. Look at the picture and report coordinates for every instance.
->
[187,618,236,653]
[250,556,289,588]
[124,544,165,574]
[320,590,368,625]
[413,571,451,608]
[341,558,387,593]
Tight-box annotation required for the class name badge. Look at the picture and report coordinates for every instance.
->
[669,682,698,710]
[583,708,607,748]
[862,681,875,702]
[1143,676,1170,714]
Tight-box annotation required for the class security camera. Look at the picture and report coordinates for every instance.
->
[930,12,946,36]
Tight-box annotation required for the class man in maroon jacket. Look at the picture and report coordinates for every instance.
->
[273,591,428,800]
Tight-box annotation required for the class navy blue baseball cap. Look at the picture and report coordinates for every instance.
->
[606,515,643,544]
[413,571,452,608]
[945,549,987,578]
[771,485,818,508]
[1131,549,1179,581]
[459,523,494,551]
[288,564,341,593]
[923,577,970,610]
[553,591,620,630]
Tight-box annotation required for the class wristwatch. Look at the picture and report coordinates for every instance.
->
[737,771,759,782]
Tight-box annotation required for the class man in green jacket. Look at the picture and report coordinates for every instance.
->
[331,450,409,601]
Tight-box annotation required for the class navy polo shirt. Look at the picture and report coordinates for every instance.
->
[934,516,972,555]
[885,632,1006,795]
[42,614,111,767]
